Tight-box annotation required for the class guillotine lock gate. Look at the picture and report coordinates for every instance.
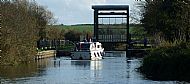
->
[92,5,129,51]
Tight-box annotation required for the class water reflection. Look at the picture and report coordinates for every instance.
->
[105,51,124,57]
[0,63,38,79]
[70,60,103,83]
[0,58,53,80]
[0,52,185,84]
[90,61,102,70]
[126,58,132,79]
[71,60,102,70]
[71,60,90,67]
[53,59,61,67]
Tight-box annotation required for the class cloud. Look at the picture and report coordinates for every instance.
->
[36,0,135,25]
[93,0,107,4]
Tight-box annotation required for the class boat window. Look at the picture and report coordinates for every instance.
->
[97,53,100,57]
[97,45,101,48]
[94,53,96,57]
[80,44,90,50]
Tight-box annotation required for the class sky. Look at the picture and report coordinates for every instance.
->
[36,0,137,25]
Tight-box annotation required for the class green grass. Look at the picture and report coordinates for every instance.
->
[47,24,145,34]
[47,24,93,33]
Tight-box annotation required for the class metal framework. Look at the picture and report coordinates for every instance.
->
[92,5,129,44]
[0,14,1,38]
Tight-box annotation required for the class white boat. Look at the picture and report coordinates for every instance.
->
[71,41,104,60]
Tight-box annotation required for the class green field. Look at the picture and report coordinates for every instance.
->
[47,24,143,34]
[47,24,93,33]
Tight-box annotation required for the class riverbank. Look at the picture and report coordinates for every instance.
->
[36,50,56,60]
[139,42,190,82]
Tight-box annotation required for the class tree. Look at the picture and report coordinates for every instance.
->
[140,0,190,43]
[46,27,61,40]
[28,2,54,39]
[0,0,54,65]
[64,30,81,42]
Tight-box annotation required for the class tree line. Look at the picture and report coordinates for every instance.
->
[0,0,53,65]
[45,26,93,42]
[138,0,190,81]
[140,0,190,44]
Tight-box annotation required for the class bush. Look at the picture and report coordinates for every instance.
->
[0,0,53,65]
[64,30,81,42]
[139,42,190,82]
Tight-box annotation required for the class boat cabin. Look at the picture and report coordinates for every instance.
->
[76,42,103,51]
[72,41,104,60]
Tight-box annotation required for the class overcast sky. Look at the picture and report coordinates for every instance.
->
[36,0,137,25]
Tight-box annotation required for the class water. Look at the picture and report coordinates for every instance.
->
[0,52,184,84]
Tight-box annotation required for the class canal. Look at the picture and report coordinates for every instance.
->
[0,52,183,84]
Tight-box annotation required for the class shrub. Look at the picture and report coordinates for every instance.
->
[140,42,190,82]
[0,0,53,65]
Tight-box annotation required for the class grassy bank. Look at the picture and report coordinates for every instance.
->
[139,42,190,82]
